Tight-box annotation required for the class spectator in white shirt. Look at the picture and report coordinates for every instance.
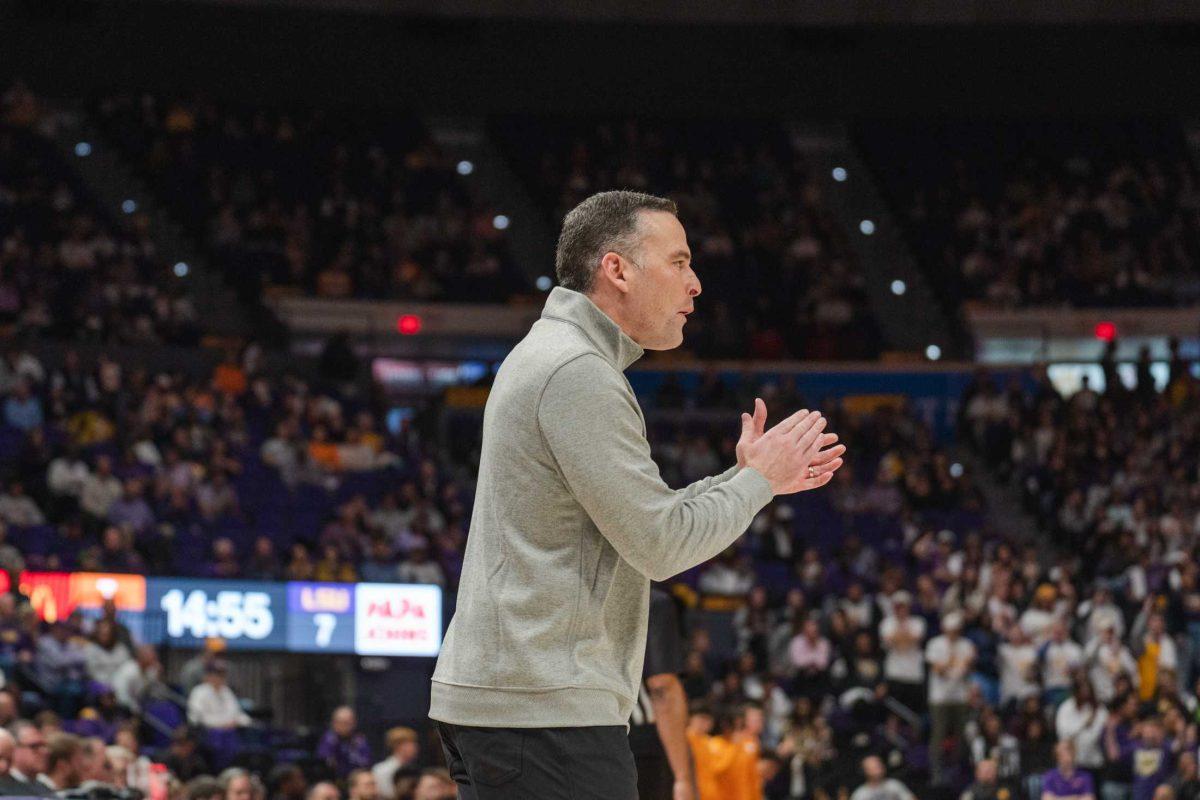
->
[926,612,976,786]
[46,447,90,505]
[1019,584,1059,645]
[1078,586,1125,644]
[83,619,132,689]
[186,662,250,730]
[849,754,916,800]
[80,456,123,523]
[111,645,166,713]
[371,727,419,800]
[998,625,1040,706]
[0,482,44,527]
[1085,624,1138,703]
[1041,620,1084,704]
[878,592,927,713]
[1055,676,1108,772]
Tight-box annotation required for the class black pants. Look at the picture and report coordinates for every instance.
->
[634,751,672,800]
[436,721,638,800]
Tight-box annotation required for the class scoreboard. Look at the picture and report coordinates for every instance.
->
[16,572,442,657]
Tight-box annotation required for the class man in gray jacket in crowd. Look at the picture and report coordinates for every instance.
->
[430,189,845,799]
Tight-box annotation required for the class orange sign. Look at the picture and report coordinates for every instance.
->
[19,572,147,622]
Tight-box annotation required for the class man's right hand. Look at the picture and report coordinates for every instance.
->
[740,408,845,495]
[673,779,696,800]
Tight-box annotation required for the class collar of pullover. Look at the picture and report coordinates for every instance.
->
[541,287,645,371]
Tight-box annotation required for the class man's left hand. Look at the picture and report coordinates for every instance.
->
[673,779,696,800]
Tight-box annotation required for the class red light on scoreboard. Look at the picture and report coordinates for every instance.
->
[397,314,422,335]
[1094,321,1117,342]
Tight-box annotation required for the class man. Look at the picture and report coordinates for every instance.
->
[878,591,926,714]
[111,644,167,713]
[186,661,250,729]
[36,622,87,715]
[926,611,976,787]
[306,782,340,800]
[346,770,379,800]
[0,695,17,731]
[0,727,44,796]
[372,727,419,800]
[77,735,114,788]
[849,755,915,800]
[1129,718,1174,800]
[629,588,694,800]
[1041,740,1096,800]
[39,732,85,794]
[8,719,54,795]
[316,706,371,779]
[1040,620,1084,705]
[430,192,844,797]
[411,769,456,800]
[221,769,255,800]
[959,759,1003,800]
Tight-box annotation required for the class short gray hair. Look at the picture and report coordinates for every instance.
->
[554,190,677,294]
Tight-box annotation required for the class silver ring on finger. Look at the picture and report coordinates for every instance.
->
[807,466,816,479]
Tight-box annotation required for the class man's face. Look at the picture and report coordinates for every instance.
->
[618,211,700,351]
[863,757,884,783]
[0,735,14,775]
[333,709,355,737]
[412,776,455,800]
[309,783,339,800]
[227,775,254,800]
[83,740,111,782]
[14,728,47,775]
[350,773,378,800]
[397,740,418,764]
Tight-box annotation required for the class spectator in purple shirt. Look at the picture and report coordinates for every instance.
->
[1042,740,1096,800]
[1129,718,1176,800]
[36,622,89,717]
[316,706,371,779]
[106,479,155,535]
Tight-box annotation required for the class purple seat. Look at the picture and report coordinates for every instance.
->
[143,699,185,747]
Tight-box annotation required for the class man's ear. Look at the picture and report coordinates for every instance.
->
[596,252,630,294]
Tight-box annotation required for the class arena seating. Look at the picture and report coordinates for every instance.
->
[858,119,1200,315]
[0,83,201,345]
[92,93,524,306]
[492,116,882,360]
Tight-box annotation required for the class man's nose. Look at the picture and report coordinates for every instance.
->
[687,270,701,297]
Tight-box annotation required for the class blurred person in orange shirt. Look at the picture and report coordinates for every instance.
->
[718,702,765,800]
[687,703,734,800]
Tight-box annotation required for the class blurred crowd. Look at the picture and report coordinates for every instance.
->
[0,651,456,800]
[0,343,467,588]
[861,120,1200,310]
[494,117,880,360]
[0,82,200,345]
[91,93,521,304]
[6,336,1200,798]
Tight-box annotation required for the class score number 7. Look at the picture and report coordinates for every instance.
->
[314,613,337,647]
